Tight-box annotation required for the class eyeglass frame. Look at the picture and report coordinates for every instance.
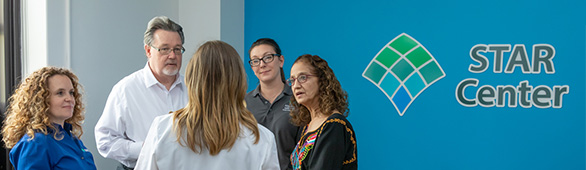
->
[249,54,280,67]
[287,74,316,86]
[150,45,186,55]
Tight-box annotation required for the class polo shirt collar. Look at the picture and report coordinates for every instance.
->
[251,83,293,98]
[48,122,73,135]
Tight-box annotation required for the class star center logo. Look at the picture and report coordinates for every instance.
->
[362,33,446,116]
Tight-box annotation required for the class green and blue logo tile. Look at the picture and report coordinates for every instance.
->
[363,33,445,116]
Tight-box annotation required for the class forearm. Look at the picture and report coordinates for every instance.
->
[95,128,142,162]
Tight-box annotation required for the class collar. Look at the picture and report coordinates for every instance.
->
[49,122,73,133]
[63,122,73,131]
[283,83,293,96]
[251,83,293,98]
[142,62,184,90]
[251,84,262,97]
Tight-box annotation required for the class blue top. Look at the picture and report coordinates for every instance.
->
[9,123,96,170]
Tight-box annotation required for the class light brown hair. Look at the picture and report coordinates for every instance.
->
[173,40,259,155]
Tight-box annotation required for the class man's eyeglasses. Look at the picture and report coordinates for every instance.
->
[151,45,185,55]
[249,54,280,67]
[287,74,315,86]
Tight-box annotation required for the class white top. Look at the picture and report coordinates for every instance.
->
[135,114,280,170]
[95,63,188,167]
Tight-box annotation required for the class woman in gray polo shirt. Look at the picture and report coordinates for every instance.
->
[245,38,300,170]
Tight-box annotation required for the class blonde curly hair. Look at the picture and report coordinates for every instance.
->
[2,67,85,148]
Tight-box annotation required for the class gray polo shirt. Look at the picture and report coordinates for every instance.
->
[245,84,300,170]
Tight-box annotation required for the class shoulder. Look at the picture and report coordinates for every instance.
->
[256,124,277,146]
[324,114,351,127]
[26,132,51,142]
[111,68,145,90]
[245,85,261,99]
[241,124,275,143]
[283,84,293,96]
[9,133,53,168]
[257,124,274,139]
[152,114,173,131]
[107,69,148,102]
[12,132,51,150]
[145,114,174,142]
[245,90,255,98]
[244,91,255,102]
[318,114,354,137]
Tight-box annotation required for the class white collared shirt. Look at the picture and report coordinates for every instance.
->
[135,114,280,170]
[95,63,188,168]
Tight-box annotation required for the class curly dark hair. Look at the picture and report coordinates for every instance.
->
[289,54,349,126]
[2,67,85,148]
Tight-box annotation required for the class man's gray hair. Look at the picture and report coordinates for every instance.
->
[144,16,184,46]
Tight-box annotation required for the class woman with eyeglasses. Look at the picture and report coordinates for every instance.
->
[288,54,357,170]
[246,38,300,170]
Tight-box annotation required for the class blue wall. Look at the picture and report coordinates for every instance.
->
[245,0,586,169]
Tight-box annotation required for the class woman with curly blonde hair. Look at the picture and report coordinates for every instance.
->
[2,66,96,169]
[288,54,357,170]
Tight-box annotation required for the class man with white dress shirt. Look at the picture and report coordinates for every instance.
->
[94,16,188,170]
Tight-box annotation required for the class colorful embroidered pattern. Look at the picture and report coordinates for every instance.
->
[290,116,357,169]
[291,130,318,170]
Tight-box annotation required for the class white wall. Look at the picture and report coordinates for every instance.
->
[177,0,244,59]
[25,0,244,169]
[46,0,70,69]
[70,1,179,169]
[178,0,220,63]
[22,0,47,76]
[221,0,245,58]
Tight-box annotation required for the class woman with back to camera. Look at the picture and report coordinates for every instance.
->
[246,38,300,170]
[288,54,357,170]
[2,66,96,169]
[135,40,280,169]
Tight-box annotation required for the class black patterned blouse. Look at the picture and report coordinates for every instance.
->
[290,113,357,170]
